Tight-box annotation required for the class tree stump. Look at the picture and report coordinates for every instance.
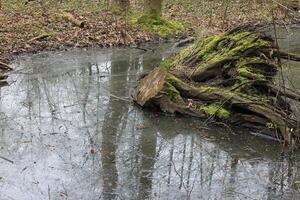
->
[133,26,300,149]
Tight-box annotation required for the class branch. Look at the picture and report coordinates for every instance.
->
[60,12,85,28]
[0,61,13,71]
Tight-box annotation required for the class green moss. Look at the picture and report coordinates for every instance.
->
[227,36,268,56]
[266,122,277,129]
[197,33,225,59]
[192,31,272,64]
[160,59,173,69]
[166,74,180,85]
[199,103,230,119]
[229,31,252,41]
[237,66,264,79]
[199,86,215,93]
[129,13,184,37]
[173,45,194,65]
[165,82,180,101]
[172,31,265,66]
[151,30,280,122]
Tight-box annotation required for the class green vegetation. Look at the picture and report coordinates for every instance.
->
[160,59,173,69]
[129,13,184,36]
[199,103,230,119]
[165,82,180,101]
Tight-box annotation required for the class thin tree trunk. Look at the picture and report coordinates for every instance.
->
[144,0,162,17]
[111,0,130,13]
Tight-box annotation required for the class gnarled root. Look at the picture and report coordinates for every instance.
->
[134,25,300,149]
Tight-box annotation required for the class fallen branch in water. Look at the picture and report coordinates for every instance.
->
[277,50,300,61]
[0,74,8,80]
[0,61,13,71]
[0,155,14,164]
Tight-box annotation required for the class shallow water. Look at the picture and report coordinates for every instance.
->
[272,26,300,89]
[0,30,300,200]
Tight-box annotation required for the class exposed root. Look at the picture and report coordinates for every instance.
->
[133,25,300,149]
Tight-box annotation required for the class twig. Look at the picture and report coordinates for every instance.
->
[0,155,14,164]
[28,33,52,43]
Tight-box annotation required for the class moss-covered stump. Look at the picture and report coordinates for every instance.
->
[133,26,300,149]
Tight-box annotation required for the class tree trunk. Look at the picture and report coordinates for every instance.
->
[144,0,162,17]
[110,0,130,13]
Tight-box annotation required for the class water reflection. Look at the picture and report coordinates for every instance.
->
[0,36,300,200]
[274,26,300,89]
[100,53,131,199]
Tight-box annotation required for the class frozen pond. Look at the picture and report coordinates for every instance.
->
[1,28,300,200]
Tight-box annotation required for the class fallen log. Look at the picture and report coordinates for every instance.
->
[133,26,300,149]
[60,12,85,28]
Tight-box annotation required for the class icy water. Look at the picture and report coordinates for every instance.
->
[1,29,300,200]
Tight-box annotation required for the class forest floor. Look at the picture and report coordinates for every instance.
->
[0,0,300,63]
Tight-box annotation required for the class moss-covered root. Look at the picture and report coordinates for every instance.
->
[134,25,300,149]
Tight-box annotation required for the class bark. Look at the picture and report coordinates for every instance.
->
[110,0,130,13]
